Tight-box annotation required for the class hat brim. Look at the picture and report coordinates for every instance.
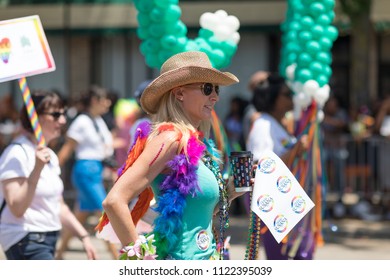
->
[141,66,239,114]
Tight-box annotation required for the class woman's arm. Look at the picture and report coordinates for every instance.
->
[57,137,78,167]
[59,198,98,260]
[103,131,179,246]
[2,146,49,217]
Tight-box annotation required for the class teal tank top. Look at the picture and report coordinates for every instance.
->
[152,161,219,260]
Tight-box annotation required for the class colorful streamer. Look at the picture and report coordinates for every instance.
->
[18,77,46,146]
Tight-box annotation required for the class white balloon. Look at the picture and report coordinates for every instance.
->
[314,85,330,107]
[231,32,240,44]
[214,25,232,41]
[215,10,228,20]
[293,103,302,120]
[303,80,320,97]
[294,91,312,109]
[199,13,217,29]
[292,81,303,94]
[317,109,324,122]
[286,64,296,81]
[225,15,240,31]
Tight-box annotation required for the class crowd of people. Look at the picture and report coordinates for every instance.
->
[0,50,390,260]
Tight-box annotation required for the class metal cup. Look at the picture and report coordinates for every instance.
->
[229,151,253,192]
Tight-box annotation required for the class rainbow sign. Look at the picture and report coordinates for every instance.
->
[0,15,55,82]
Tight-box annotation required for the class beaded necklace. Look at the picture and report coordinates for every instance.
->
[202,151,229,260]
[245,192,261,260]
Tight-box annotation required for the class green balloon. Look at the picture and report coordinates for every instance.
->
[299,31,312,42]
[142,38,160,54]
[297,52,312,67]
[137,12,151,27]
[150,8,165,23]
[316,75,328,87]
[220,40,237,56]
[199,28,214,39]
[323,65,332,77]
[145,53,160,68]
[316,14,331,26]
[316,52,332,64]
[137,26,150,40]
[160,35,177,49]
[149,24,165,38]
[319,37,332,51]
[286,52,298,65]
[326,26,339,41]
[296,68,312,83]
[309,61,323,74]
[155,0,172,9]
[300,16,315,30]
[286,42,300,53]
[311,25,324,39]
[164,4,182,23]
[322,0,335,10]
[134,0,154,13]
[306,41,321,55]
[309,3,325,18]
[158,49,173,64]
[285,31,298,42]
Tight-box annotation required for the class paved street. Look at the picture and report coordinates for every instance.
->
[2,215,388,260]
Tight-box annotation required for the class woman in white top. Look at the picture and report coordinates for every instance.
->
[56,85,117,259]
[246,73,309,260]
[0,91,97,260]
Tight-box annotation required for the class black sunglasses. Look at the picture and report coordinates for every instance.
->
[184,83,220,96]
[41,111,67,120]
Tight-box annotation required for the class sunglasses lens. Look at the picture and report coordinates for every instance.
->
[52,112,61,119]
[202,83,213,96]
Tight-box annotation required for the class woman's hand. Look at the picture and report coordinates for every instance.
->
[81,236,99,260]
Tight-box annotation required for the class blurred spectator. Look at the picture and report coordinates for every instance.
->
[321,94,349,217]
[0,94,21,154]
[56,85,118,259]
[223,96,247,151]
[374,94,390,139]
[242,71,269,144]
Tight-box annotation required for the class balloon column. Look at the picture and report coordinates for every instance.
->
[278,0,339,259]
[280,0,338,119]
[133,0,240,69]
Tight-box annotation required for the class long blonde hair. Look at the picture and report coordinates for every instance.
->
[148,90,211,157]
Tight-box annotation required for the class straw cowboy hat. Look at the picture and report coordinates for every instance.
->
[140,51,239,114]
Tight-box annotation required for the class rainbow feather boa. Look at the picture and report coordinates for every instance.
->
[153,133,206,259]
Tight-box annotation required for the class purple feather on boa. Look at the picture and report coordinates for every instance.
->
[153,134,206,258]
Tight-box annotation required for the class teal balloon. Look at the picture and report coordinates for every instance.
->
[325,26,339,41]
[286,42,300,53]
[141,38,160,54]
[150,8,165,23]
[312,25,324,39]
[210,49,226,69]
[149,23,165,38]
[185,40,199,51]
[300,16,315,30]
[171,21,187,36]
[137,26,150,40]
[145,53,160,68]
[296,68,313,83]
[220,40,237,57]
[199,28,214,39]
[309,3,325,18]
[289,21,301,31]
[134,0,154,13]
[176,36,188,51]
[309,61,323,74]
[137,12,151,27]
[286,52,298,65]
[164,4,182,23]
[306,41,321,55]
[316,52,332,64]
[158,49,173,64]
[297,52,312,67]
[160,35,177,49]
[322,0,335,10]
[301,0,316,5]
[319,37,332,51]
[316,14,331,26]
[298,31,312,42]
[285,31,298,42]
[155,0,176,9]
[323,65,332,78]
[316,75,328,87]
